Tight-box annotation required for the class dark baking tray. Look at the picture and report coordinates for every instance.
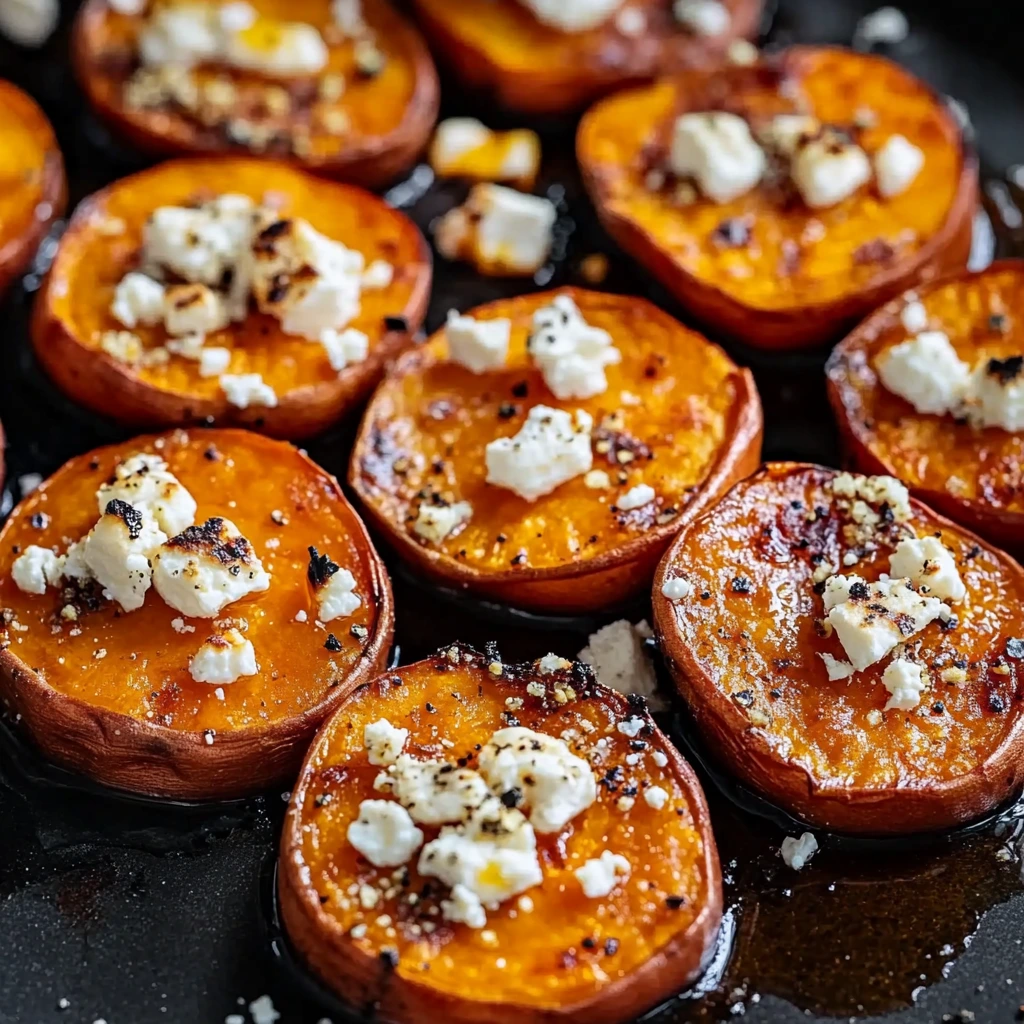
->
[2,1,1024,1022]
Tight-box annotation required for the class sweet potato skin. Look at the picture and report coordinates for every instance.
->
[350,287,763,614]
[653,462,1024,834]
[31,157,431,440]
[71,0,439,188]
[578,47,978,350]
[0,80,66,297]
[279,645,723,1024]
[411,0,763,115]
[0,429,394,800]
[827,261,1024,553]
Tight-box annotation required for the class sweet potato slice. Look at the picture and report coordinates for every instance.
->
[0,79,66,297]
[349,287,762,614]
[279,643,722,1024]
[32,157,431,440]
[653,462,1024,834]
[577,47,978,350]
[71,0,439,188]
[410,0,762,115]
[827,261,1024,553]
[0,428,393,800]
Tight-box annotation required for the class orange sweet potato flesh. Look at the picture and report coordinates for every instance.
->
[0,80,66,297]
[0,428,394,800]
[653,462,1024,834]
[72,0,439,188]
[577,47,978,350]
[350,287,762,614]
[828,261,1024,554]
[32,157,431,440]
[279,644,722,1024]
[411,0,763,115]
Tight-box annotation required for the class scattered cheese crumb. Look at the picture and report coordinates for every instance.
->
[780,832,818,870]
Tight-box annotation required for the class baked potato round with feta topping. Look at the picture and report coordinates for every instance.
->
[827,261,1024,552]
[0,428,393,800]
[349,287,762,615]
[653,462,1024,834]
[31,157,431,440]
[0,79,66,297]
[71,0,439,187]
[279,643,722,1024]
[577,47,978,350]
[410,0,763,115]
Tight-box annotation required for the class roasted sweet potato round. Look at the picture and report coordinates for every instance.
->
[411,0,762,115]
[350,287,762,614]
[577,47,978,350]
[32,157,431,440]
[653,462,1024,834]
[827,261,1024,553]
[0,428,393,800]
[72,0,439,188]
[279,643,722,1024]
[0,79,66,297]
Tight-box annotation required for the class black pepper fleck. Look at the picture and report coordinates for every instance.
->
[324,634,343,652]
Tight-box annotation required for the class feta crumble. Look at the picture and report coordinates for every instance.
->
[780,832,818,870]
[445,311,511,373]
[617,483,655,511]
[876,331,970,416]
[98,452,197,536]
[790,130,872,209]
[440,883,487,929]
[347,799,424,868]
[220,372,278,409]
[519,0,624,32]
[10,545,63,595]
[644,785,669,810]
[881,657,928,710]
[189,628,258,684]
[889,535,966,602]
[669,112,766,204]
[315,567,361,623]
[874,134,925,198]
[662,577,694,601]
[413,500,473,544]
[818,652,856,681]
[574,850,631,897]
[363,718,408,767]
[320,328,369,372]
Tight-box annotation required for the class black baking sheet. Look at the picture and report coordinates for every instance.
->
[1,1,1024,1022]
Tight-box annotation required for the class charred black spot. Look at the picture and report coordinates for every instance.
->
[848,581,869,599]
[500,787,522,808]
[987,355,1024,384]
[105,498,144,540]
[166,518,254,565]
[384,315,409,333]
[307,547,340,588]
[324,633,343,652]
[731,577,751,594]
[712,217,752,248]
[665,895,686,910]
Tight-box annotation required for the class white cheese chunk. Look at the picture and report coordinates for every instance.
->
[189,628,258,684]
[82,500,168,613]
[222,18,328,77]
[220,373,278,409]
[578,619,662,710]
[138,3,222,66]
[855,6,909,46]
[758,114,821,157]
[374,755,493,825]
[661,577,694,601]
[347,799,424,868]
[163,283,229,337]
[11,545,64,595]
[431,118,492,165]
[876,331,970,416]
[575,851,631,898]
[644,785,669,810]
[669,112,766,204]
[823,574,950,672]
[617,483,655,511]
[315,567,361,622]
[780,832,818,870]
[829,472,912,522]
[0,0,59,47]
[198,347,232,378]
[446,312,511,374]
[889,536,966,602]
[528,295,621,400]
[818,652,856,681]
[320,328,369,372]
[537,653,571,674]
[874,134,924,198]
[152,517,270,618]
[363,718,408,767]
[900,300,928,334]
[111,272,166,329]
[98,452,197,537]
[485,405,593,502]
[519,0,623,32]
[963,357,1024,432]
[413,500,473,545]
[362,259,393,290]
[882,657,927,710]
[673,0,731,35]
[790,133,872,209]
[440,884,487,930]
[331,0,364,35]
[478,726,597,833]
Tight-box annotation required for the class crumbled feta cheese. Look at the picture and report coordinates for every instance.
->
[829,473,912,522]
[538,654,571,673]
[485,405,593,501]
[364,718,408,767]
[584,469,610,489]
[163,283,229,337]
[876,331,970,416]
[11,545,63,595]
[790,131,872,208]
[331,0,364,35]
[111,272,166,329]
[220,373,278,409]
[670,112,766,204]
[578,619,663,710]
[189,628,258,684]
[0,0,59,47]
[431,118,491,165]
[889,536,966,603]
[319,327,369,372]
[413,500,473,544]
[727,38,759,65]
[900,300,928,333]
[362,259,393,290]
[855,5,909,46]
[429,119,542,187]
[313,566,361,623]
[222,16,328,77]
[153,517,270,617]
[478,727,597,833]
[644,785,669,810]
[874,134,924,198]
[445,312,510,374]
[881,657,927,710]
[758,114,820,157]
[780,832,818,870]
[138,3,223,66]
[347,799,424,868]
[616,716,645,738]
[198,346,232,378]
[17,473,42,495]
[98,452,197,536]
[440,883,487,929]
[248,996,281,1024]
[435,184,556,276]
[823,574,950,671]
[519,0,623,32]
[170,617,194,634]
[375,755,493,825]
[818,652,856,680]
[527,295,621,400]
[673,0,731,35]
[617,483,655,511]
[963,356,1024,432]
[81,501,167,612]
[574,851,631,897]
[661,577,694,601]
[651,750,668,768]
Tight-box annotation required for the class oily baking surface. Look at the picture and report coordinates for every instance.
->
[0,2,1023,1024]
